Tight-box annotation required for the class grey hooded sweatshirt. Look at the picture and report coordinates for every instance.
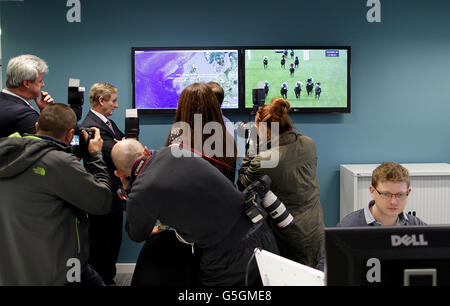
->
[0,133,112,285]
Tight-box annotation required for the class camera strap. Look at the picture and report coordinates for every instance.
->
[174,230,195,254]
[169,142,232,169]
[130,153,152,186]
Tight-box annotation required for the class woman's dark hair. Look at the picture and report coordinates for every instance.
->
[166,83,237,182]
[205,81,224,107]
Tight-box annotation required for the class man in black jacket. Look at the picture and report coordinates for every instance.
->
[111,139,279,286]
[0,54,54,138]
[81,83,125,285]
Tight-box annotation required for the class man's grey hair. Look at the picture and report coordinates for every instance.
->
[5,54,49,88]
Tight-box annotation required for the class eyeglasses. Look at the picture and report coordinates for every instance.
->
[373,187,409,200]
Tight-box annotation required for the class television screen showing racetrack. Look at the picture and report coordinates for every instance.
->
[244,47,350,113]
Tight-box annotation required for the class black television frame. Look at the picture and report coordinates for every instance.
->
[325,226,450,286]
[132,46,351,114]
[132,46,243,114]
[241,46,351,114]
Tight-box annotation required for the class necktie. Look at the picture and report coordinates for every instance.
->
[106,119,116,136]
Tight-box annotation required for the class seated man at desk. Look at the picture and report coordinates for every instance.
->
[339,161,426,227]
[317,161,426,271]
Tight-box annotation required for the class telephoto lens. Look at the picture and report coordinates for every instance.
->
[261,190,294,228]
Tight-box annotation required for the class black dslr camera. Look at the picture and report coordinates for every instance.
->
[67,78,94,158]
[70,127,95,158]
[251,88,265,115]
[242,175,294,229]
[125,109,139,139]
[68,78,85,122]
[236,88,266,156]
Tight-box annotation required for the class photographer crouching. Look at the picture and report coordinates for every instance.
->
[111,139,279,286]
[0,103,112,286]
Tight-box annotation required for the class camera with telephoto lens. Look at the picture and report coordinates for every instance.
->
[242,175,294,228]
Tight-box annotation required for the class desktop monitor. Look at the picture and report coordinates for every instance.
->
[325,226,450,286]
[243,47,351,113]
[132,47,240,113]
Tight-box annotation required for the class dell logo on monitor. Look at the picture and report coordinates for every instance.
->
[391,234,428,247]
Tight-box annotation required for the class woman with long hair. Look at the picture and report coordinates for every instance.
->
[166,82,237,183]
[238,97,325,268]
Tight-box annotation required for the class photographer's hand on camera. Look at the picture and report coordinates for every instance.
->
[83,127,103,154]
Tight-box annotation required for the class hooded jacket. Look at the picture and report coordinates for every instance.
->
[0,133,112,285]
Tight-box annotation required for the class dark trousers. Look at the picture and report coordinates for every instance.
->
[131,230,200,286]
[88,210,123,285]
[199,219,280,286]
[64,265,105,287]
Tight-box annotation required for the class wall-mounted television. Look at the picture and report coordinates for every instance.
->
[243,47,351,113]
[132,47,241,113]
[132,46,351,114]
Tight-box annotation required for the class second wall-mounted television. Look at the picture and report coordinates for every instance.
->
[132,47,240,113]
[243,46,351,113]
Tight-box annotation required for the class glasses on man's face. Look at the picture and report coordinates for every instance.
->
[373,186,409,200]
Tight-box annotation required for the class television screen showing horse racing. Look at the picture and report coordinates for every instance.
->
[133,48,240,110]
[244,48,350,112]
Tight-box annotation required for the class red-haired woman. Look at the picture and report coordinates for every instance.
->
[238,97,325,268]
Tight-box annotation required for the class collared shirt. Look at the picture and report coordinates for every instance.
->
[90,109,108,124]
[1,89,34,110]
[363,200,409,226]
[91,109,116,134]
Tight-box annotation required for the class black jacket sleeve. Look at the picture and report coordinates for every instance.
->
[124,194,157,242]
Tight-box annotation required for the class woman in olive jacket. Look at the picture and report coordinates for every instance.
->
[238,97,325,268]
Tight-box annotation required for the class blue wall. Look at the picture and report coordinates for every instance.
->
[1,0,449,263]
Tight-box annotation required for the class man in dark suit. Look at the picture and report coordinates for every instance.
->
[0,54,54,138]
[81,82,125,285]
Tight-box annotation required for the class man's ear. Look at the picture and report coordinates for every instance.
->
[22,80,30,89]
[114,169,128,178]
[65,128,75,145]
[35,122,39,132]
[369,185,376,200]
[144,146,150,156]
